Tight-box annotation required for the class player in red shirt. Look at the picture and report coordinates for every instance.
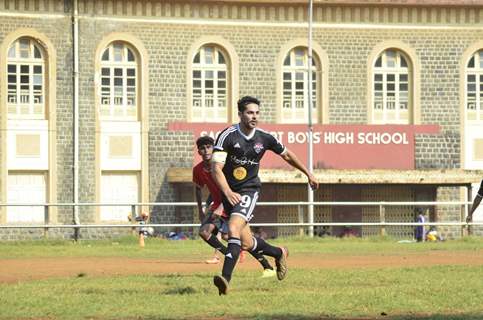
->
[194,136,275,277]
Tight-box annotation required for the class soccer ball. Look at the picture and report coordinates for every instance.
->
[141,227,155,237]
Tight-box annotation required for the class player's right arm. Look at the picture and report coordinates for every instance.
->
[195,185,204,221]
[193,166,206,221]
[211,127,241,206]
[211,158,241,206]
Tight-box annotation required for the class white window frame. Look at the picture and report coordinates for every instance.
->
[191,46,228,122]
[373,50,411,124]
[465,50,483,123]
[99,42,138,121]
[7,172,47,223]
[281,47,319,124]
[6,38,45,120]
[100,172,140,221]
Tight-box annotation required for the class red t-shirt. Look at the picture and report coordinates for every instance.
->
[192,161,225,216]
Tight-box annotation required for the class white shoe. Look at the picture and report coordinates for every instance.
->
[261,269,276,278]
[205,257,220,264]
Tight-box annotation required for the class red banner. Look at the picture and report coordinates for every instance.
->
[168,122,440,170]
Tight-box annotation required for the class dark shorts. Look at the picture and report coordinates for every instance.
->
[222,189,259,222]
[200,212,229,234]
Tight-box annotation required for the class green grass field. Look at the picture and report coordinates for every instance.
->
[0,237,482,320]
[1,235,482,259]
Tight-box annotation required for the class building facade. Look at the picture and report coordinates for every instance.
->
[0,0,482,240]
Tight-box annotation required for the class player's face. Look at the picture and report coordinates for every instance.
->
[198,144,213,161]
[239,103,259,130]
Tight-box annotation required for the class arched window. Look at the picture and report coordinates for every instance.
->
[99,42,138,120]
[281,47,319,123]
[373,49,411,124]
[466,50,483,122]
[7,38,45,119]
[191,45,228,122]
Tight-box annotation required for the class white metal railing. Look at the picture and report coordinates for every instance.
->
[0,201,477,206]
[0,201,482,230]
[0,222,480,229]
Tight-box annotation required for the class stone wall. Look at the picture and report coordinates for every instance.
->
[0,0,482,239]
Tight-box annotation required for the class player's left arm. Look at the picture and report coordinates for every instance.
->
[279,148,319,190]
[195,186,205,221]
[211,153,241,206]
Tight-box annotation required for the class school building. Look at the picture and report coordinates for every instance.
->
[0,0,482,240]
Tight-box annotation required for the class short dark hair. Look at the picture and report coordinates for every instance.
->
[196,136,214,149]
[237,96,260,112]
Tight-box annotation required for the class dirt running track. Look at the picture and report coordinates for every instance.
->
[1,250,483,284]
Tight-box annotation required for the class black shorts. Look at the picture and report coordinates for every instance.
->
[223,189,259,222]
[200,212,229,234]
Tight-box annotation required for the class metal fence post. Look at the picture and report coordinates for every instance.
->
[43,205,49,239]
[131,204,137,235]
[379,203,386,236]
[467,185,472,236]
[131,205,137,218]
[297,205,304,236]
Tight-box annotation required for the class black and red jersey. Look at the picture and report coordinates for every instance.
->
[213,124,286,191]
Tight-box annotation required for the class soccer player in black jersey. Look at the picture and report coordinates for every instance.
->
[210,96,319,295]
[466,179,483,223]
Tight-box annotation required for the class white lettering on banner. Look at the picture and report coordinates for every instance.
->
[269,131,285,141]
[324,132,354,144]
[291,131,409,145]
[199,129,408,145]
[314,132,321,144]
[357,132,409,145]
[288,132,321,144]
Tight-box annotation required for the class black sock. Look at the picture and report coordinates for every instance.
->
[251,236,282,258]
[203,234,227,255]
[248,250,273,270]
[222,237,241,282]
